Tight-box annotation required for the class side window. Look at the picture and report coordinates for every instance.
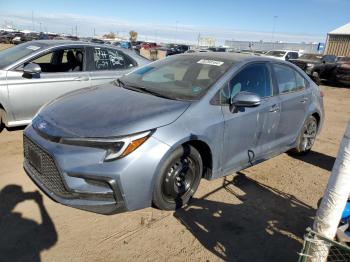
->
[93,47,110,70]
[27,48,84,73]
[289,52,299,59]
[32,52,53,64]
[229,63,272,97]
[115,50,138,69]
[60,49,84,72]
[92,48,137,71]
[295,71,307,90]
[107,49,126,70]
[217,63,272,104]
[273,64,305,94]
[322,55,336,63]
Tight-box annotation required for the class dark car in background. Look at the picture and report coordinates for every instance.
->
[332,57,350,85]
[208,47,227,52]
[163,44,190,56]
[289,54,337,84]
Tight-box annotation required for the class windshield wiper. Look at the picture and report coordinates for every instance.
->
[131,86,175,100]
[117,80,175,100]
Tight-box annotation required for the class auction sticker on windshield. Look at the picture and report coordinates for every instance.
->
[197,59,224,66]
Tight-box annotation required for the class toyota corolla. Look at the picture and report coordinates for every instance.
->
[23,53,324,214]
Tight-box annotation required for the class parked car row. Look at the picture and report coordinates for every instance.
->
[290,54,350,85]
[0,30,77,44]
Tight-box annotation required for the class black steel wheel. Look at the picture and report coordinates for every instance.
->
[153,144,202,210]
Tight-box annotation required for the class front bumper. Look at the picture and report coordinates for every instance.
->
[23,125,170,214]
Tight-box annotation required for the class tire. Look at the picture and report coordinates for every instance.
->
[153,144,203,210]
[290,115,318,154]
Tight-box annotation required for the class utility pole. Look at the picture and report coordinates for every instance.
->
[75,25,78,37]
[175,20,179,44]
[39,22,42,32]
[93,28,96,37]
[271,15,278,49]
[197,32,201,48]
[31,11,35,31]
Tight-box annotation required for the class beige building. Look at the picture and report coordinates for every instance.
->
[325,22,350,56]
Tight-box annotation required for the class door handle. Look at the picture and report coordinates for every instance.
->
[300,98,308,103]
[74,76,89,81]
[269,105,280,113]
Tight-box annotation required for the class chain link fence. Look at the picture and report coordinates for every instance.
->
[298,228,350,262]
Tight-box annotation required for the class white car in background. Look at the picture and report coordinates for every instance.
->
[264,50,300,61]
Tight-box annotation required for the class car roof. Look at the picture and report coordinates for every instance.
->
[178,51,283,63]
[29,39,119,48]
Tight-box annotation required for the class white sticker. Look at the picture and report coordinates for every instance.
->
[197,59,224,66]
[26,45,41,51]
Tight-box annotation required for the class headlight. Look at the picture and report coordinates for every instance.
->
[60,130,152,161]
[307,63,314,68]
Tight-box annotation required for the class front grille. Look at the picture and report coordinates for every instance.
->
[24,135,70,197]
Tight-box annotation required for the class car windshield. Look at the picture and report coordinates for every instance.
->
[299,54,322,61]
[0,42,46,69]
[119,55,234,101]
[265,50,286,57]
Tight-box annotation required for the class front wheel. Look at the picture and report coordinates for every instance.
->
[290,115,318,154]
[153,144,203,210]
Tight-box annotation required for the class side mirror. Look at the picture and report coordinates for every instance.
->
[230,92,261,107]
[23,63,41,75]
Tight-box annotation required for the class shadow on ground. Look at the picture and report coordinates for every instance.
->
[290,150,336,171]
[0,185,57,262]
[174,172,315,262]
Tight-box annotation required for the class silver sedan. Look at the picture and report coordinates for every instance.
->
[0,40,149,130]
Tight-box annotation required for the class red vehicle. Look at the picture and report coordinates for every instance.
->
[140,42,159,49]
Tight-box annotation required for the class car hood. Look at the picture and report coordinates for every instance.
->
[34,83,191,138]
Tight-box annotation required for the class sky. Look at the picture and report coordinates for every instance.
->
[0,0,349,45]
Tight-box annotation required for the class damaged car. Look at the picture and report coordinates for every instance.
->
[289,53,338,84]
[23,53,324,214]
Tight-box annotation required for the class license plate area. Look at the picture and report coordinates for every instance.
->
[28,147,42,173]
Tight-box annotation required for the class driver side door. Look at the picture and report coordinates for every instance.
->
[6,46,90,123]
[220,62,281,176]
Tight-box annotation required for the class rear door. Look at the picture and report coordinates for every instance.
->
[87,46,138,86]
[220,62,281,175]
[271,63,310,149]
[6,46,90,122]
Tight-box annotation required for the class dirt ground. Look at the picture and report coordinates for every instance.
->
[0,43,13,51]
[0,85,349,262]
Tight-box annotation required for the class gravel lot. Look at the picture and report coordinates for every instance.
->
[0,85,349,262]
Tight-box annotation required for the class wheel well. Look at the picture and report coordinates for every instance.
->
[183,140,212,179]
[0,104,5,120]
[312,112,320,127]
